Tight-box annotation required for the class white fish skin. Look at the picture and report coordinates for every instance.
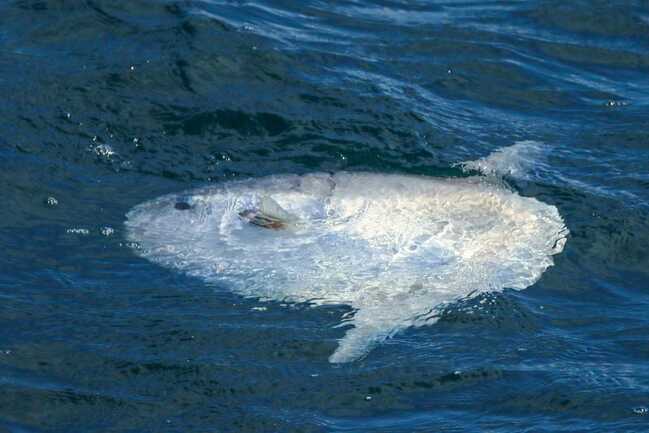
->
[125,143,568,363]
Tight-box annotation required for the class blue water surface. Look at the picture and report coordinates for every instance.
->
[1,0,649,432]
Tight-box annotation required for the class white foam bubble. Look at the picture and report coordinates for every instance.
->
[125,145,568,362]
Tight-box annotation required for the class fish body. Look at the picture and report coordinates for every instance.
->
[125,143,568,362]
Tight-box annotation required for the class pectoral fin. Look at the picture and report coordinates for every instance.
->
[239,209,287,229]
[238,195,295,230]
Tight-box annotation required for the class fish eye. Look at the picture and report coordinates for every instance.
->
[174,202,192,210]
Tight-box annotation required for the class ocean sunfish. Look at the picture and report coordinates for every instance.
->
[125,142,568,363]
